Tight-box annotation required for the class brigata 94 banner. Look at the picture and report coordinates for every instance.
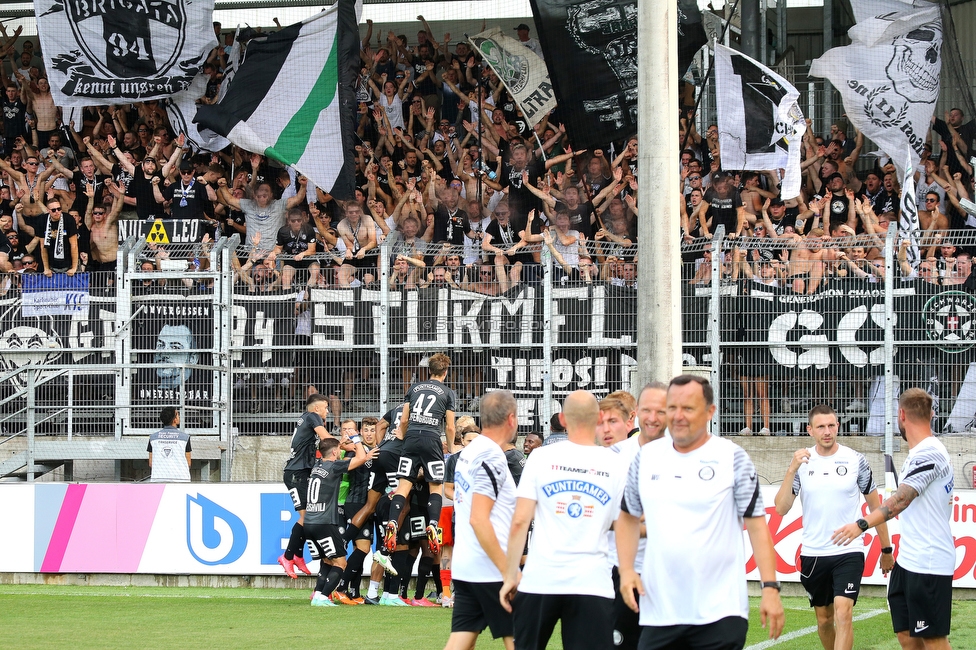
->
[2,483,976,585]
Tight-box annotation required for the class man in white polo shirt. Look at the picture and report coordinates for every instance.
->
[147,406,191,483]
[444,390,519,650]
[500,390,628,650]
[773,404,893,650]
[616,375,784,649]
[832,389,955,650]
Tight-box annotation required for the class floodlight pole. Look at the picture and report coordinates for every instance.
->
[636,0,682,387]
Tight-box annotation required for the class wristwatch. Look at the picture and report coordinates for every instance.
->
[856,518,870,532]
[881,546,893,554]
[761,581,782,591]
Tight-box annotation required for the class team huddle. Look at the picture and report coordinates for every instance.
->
[277,356,956,650]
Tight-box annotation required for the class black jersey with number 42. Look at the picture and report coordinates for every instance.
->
[304,457,351,526]
[404,380,456,439]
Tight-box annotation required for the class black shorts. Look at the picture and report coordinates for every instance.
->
[303,522,344,560]
[452,580,513,639]
[375,494,425,547]
[612,566,641,650]
[639,616,748,650]
[397,435,446,483]
[513,592,614,650]
[888,563,953,638]
[369,440,404,494]
[283,257,316,270]
[799,552,865,607]
[339,503,372,542]
[283,469,311,511]
[345,254,375,270]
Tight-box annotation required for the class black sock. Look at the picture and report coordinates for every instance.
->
[426,492,442,527]
[432,563,442,593]
[284,522,304,561]
[392,551,412,597]
[390,495,407,527]
[315,565,329,594]
[340,549,367,596]
[400,552,417,599]
[318,565,344,596]
[342,523,362,544]
[415,555,434,599]
[384,572,395,594]
[347,562,364,598]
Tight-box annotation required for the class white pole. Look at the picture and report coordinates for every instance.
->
[636,0,681,386]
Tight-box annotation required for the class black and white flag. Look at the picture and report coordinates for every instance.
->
[195,1,361,199]
[36,0,218,108]
[163,74,230,152]
[529,0,705,149]
[810,0,941,182]
[715,44,806,199]
[468,29,556,128]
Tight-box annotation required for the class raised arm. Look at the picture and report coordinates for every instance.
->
[285,176,308,209]
[215,177,241,211]
[161,133,186,179]
[85,135,117,175]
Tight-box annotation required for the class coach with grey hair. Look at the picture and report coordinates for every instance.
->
[445,390,519,650]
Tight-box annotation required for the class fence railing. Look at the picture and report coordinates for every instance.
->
[3,228,976,486]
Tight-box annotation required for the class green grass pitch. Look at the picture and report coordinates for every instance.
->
[1,585,974,649]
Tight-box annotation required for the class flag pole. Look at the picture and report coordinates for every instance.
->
[680,0,741,155]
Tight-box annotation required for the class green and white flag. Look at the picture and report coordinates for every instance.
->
[195,0,360,198]
[469,28,556,128]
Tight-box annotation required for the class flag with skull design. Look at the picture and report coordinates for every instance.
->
[810,1,941,186]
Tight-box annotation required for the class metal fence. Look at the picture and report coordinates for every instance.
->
[2,229,976,487]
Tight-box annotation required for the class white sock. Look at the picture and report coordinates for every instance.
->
[367,581,380,598]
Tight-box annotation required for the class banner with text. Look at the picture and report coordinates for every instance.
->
[3,483,976,585]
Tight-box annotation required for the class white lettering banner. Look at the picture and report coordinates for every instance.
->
[36,0,218,108]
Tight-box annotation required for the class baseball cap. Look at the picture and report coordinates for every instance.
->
[179,161,193,172]
[514,23,531,31]
[769,197,785,207]
[825,172,844,184]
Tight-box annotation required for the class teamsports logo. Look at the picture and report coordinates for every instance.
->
[186,493,248,565]
[923,291,976,353]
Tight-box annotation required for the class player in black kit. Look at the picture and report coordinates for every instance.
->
[279,393,332,578]
[341,404,404,576]
[306,433,375,606]
[386,353,457,555]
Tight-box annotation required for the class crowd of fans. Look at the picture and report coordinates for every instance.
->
[1,19,975,431]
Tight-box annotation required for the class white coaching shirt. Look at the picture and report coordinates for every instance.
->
[622,435,763,626]
[792,444,876,557]
[608,434,645,573]
[452,435,517,583]
[897,436,955,576]
[517,442,627,599]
